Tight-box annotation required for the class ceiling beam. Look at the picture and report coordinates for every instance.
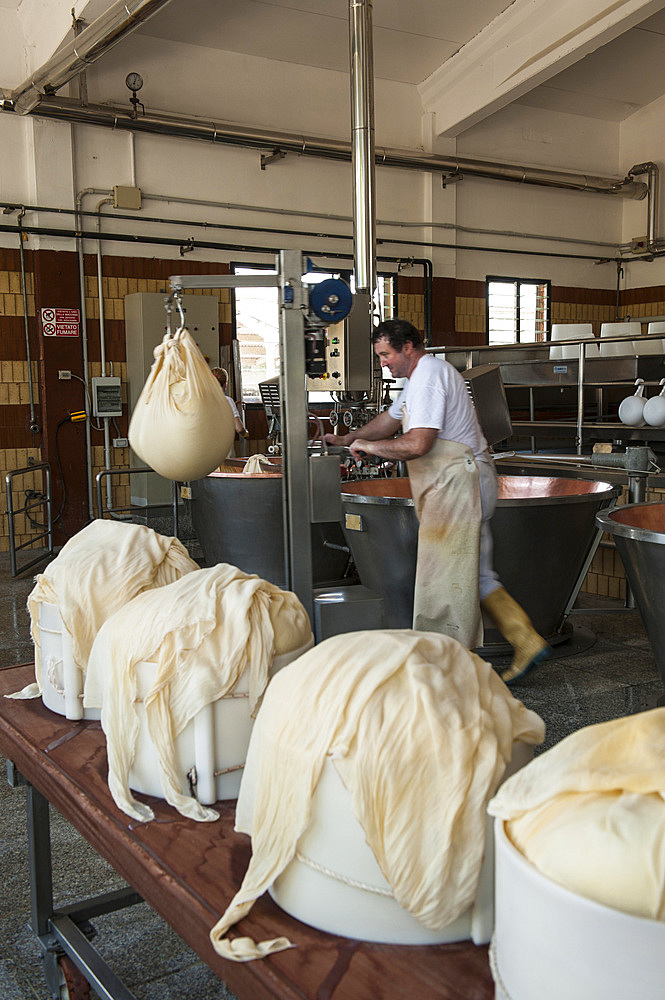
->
[419,0,665,137]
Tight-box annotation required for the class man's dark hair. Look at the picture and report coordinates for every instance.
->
[372,318,423,351]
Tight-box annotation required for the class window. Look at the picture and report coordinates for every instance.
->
[486,276,550,346]
[233,266,279,402]
[233,264,396,401]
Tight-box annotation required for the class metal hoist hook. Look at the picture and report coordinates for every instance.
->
[173,292,186,337]
[164,295,174,337]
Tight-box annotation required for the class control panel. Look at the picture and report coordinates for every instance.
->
[306,292,373,393]
[306,322,346,391]
[92,376,122,417]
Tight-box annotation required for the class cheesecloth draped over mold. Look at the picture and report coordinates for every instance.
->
[84,563,312,823]
[489,708,665,921]
[8,520,198,700]
[209,629,545,961]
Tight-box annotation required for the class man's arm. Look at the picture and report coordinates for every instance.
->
[323,408,402,447]
[349,426,437,461]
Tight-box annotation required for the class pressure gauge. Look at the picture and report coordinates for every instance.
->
[125,72,143,92]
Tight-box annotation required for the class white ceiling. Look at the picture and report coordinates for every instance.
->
[132,0,665,124]
[517,9,665,122]
[136,0,515,87]
[7,0,665,131]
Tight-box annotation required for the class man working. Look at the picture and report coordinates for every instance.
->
[325,318,548,685]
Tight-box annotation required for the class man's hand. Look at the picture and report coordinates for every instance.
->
[349,438,371,459]
[348,426,437,462]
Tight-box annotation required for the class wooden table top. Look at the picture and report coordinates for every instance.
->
[0,663,494,1000]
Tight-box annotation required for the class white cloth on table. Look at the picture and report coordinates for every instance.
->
[84,563,311,824]
[488,708,665,920]
[209,629,545,961]
[6,520,198,700]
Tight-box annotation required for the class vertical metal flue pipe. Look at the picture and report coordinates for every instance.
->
[628,162,659,251]
[349,0,376,295]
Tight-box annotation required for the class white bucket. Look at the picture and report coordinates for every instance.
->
[39,601,101,721]
[269,740,532,945]
[128,636,314,804]
[492,819,665,1000]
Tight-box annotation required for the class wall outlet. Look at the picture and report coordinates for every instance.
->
[58,370,71,379]
[113,437,129,448]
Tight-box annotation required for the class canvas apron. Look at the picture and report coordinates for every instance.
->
[406,424,482,649]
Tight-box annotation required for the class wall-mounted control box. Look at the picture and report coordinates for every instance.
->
[306,291,373,393]
[92,376,122,417]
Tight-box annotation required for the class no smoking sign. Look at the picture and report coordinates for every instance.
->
[41,307,80,338]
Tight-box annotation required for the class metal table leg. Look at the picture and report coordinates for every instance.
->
[21,777,142,1000]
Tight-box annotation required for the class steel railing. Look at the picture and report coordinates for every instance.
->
[429,328,665,455]
[95,468,180,536]
[5,462,54,577]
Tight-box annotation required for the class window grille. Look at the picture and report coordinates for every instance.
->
[486,276,550,346]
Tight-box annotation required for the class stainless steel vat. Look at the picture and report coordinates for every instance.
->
[190,469,349,588]
[341,476,619,646]
[596,502,665,686]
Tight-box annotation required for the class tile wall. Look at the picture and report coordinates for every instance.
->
[0,251,239,552]
[1,251,662,604]
[0,248,40,555]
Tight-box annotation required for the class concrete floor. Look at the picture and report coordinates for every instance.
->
[0,545,662,999]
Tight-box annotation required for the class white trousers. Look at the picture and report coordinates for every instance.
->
[477,455,502,601]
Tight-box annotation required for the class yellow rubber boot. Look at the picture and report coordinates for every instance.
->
[481,587,550,685]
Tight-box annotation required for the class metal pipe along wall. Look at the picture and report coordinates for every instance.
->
[22,96,649,203]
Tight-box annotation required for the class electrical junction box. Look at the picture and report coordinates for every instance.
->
[92,376,122,417]
[630,236,649,254]
[113,185,142,211]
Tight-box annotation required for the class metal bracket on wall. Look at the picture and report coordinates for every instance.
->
[441,170,463,188]
[261,149,287,170]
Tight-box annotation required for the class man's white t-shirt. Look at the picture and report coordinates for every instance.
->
[225,394,240,419]
[388,354,488,459]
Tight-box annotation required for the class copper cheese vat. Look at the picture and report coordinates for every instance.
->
[596,502,665,686]
[341,476,619,646]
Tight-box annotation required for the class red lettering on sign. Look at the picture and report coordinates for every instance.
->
[41,307,81,338]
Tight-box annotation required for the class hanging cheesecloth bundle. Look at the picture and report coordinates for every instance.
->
[489,708,665,921]
[6,520,198,701]
[84,563,312,823]
[209,629,545,961]
[128,326,235,481]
